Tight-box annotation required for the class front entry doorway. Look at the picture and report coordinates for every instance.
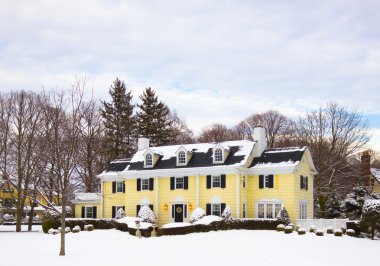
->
[173,204,187,222]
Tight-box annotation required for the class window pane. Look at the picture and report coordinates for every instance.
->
[146,154,152,166]
[212,176,221,188]
[142,179,149,190]
[116,182,123,192]
[212,204,221,216]
[275,204,282,218]
[178,151,186,164]
[86,207,93,218]
[266,204,273,219]
[176,177,184,189]
[215,149,223,162]
[258,204,265,218]
[242,203,246,218]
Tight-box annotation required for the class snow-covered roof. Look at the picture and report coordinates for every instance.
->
[370,168,380,183]
[73,193,101,203]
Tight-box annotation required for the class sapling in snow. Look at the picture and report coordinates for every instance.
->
[276,207,291,225]
[138,205,157,224]
[360,199,380,240]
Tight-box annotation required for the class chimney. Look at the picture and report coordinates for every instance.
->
[360,150,371,186]
[138,138,149,151]
[252,126,267,157]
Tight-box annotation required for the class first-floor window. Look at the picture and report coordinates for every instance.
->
[242,203,246,218]
[299,202,308,219]
[85,206,93,218]
[5,198,12,207]
[212,204,221,216]
[257,202,282,219]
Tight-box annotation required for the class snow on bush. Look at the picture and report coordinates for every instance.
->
[115,208,126,219]
[162,223,192,229]
[221,205,232,221]
[138,206,157,224]
[326,226,334,234]
[276,207,291,225]
[116,217,152,229]
[72,226,81,233]
[341,226,347,234]
[48,228,59,235]
[334,229,343,236]
[194,215,222,225]
[65,227,71,233]
[284,225,293,234]
[360,199,380,240]
[297,228,306,235]
[277,224,285,231]
[84,224,94,231]
[3,214,15,222]
[346,229,355,236]
[341,186,380,220]
[190,208,205,223]
[310,225,317,233]
[316,229,324,236]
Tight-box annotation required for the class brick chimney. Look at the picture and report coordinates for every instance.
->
[360,150,371,186]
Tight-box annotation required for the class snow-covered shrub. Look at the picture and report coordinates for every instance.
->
[295,224,301,231]
[341,186,380,220]
[288,223,295,229]
[360,199,380,240]
[72,226,81,233]
[3,214,15,222]
[341,226,347,234]
[346,229,355,236]
[33,215,41,222]
[297,228,306,235]
[276,207,291,225]
[48,228,59,235]
[310,225,317,233]
[65,227,71,233]
[221,205,232,221]
[334,229,343,236]
[276,224,285,231]
[284,225,293,234]
[138,205,157,224]
[190,208,205,223]
[326,226,334,234]
[84,224,94,231]
[316,229,324,236]
[115,208,126,219]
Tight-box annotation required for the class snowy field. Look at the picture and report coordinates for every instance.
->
[1,225,379,266]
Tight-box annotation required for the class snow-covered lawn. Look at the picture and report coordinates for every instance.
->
[1,225,379,266]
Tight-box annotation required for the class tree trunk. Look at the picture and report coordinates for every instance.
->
[28,205,34,231]
[59,194,66,256]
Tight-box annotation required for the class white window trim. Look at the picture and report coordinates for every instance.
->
[116,181,124,193]
[299,200,308,219]
[175,177,184,189]
[144,153,153,168]
[255,201,283,219]
[85,206,94,218]
[211,175,221,188]
[214,148,224,164]
[141,178,150,191]
[264,175,275,189]
[177,151,187,166]
[211,203,221,217]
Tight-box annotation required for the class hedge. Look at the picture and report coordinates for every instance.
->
[346,221,361,237]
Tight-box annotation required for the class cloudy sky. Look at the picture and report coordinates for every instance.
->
[1,0,380,150]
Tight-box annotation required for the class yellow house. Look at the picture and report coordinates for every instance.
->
[370,168,380,193]
[0,179,52,220]
[74,127,317,226]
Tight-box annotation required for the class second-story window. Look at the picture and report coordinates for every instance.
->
[116,181,124,192]
[178,151,186,164]
[145,154,153,166]
[212,175,221,188]
[141,179,149,190]
[242,176,246,188]
[214,148,223,162]
[175,177,184,189]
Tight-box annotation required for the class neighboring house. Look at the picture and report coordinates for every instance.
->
[370,168,380,193]
[72,193,101,218]
[74,127,317,226]
[0,179,51,220]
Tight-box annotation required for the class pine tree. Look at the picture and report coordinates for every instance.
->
[136,88,174,146]
[101,78,135,160]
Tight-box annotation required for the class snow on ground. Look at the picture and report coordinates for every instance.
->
[0,225,379,266]
[193,215,222,225]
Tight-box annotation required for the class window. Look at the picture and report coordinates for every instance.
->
[242,203,246,218]
[371,179,375,187]
[212,204,221,216]
[214,148,223,162]
[299,202,308,219]
[116,181,124,192]
[175,177,184,189]
[242,176,246,188]
[178,151,186,164]
[0,199,2,207]
[141,179,149,190]
[212,175,221,188]
[257,202,282,219]
[300,175,308,190]
[259,175,274,189]
[85,206,93,218]
[145,153,153,166]
[2,189,14,193]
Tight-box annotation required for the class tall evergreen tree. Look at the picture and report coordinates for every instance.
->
[101,78,135,160]
[136,87,173,146]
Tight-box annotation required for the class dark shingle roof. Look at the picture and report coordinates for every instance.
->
[250,147,306,167]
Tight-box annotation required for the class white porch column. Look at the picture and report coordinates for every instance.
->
[155,177,159,218]
[100,181,103,218]
[236,174,240,218]
[196,174,200,208]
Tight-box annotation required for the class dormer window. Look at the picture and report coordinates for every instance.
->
[214,148,223,162]
[145,153,153,167]
[178,151,186,164]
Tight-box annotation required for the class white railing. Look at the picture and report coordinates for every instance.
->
[295,219,348,231]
